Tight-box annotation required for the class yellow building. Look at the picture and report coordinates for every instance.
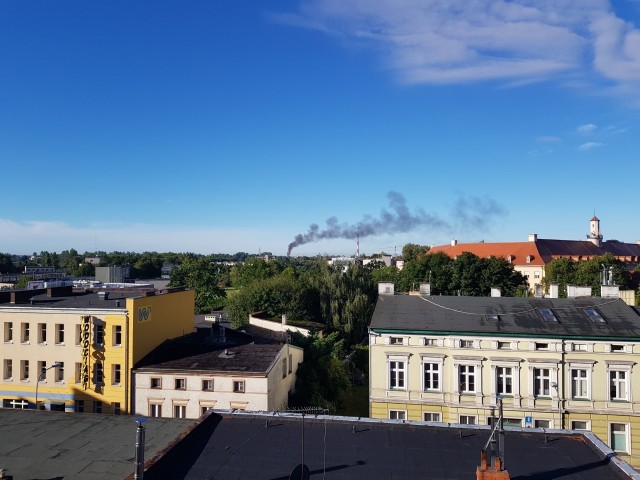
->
[369,287,640,466]
[0,285,195,414]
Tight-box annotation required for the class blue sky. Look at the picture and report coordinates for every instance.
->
[1,0,639,257]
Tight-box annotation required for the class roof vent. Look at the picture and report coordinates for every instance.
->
[528,233,538,242]
[451,239,457,246]
[97,291,109,301]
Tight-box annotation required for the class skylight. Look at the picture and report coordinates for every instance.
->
[584,307,605,324]
[485,314,500,322]
[538,308,557,322]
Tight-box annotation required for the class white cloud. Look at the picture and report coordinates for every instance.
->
[578,141,605,151]
[577,123,598,133]
[275,1,640,97]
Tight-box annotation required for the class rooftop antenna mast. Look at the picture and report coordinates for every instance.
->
[477,396,510,479]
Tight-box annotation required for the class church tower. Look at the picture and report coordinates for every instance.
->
[586,215,603,246]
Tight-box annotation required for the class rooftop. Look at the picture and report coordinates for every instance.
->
[370,295,640,340]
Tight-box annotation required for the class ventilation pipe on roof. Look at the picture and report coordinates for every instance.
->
[528,234,537,242]
[451,239,457,246]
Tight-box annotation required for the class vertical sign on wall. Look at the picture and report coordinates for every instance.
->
[81,316,91,390]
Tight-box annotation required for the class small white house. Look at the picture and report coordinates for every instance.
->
[133,341,303,419]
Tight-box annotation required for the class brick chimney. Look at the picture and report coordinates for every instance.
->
[476,450,510,480]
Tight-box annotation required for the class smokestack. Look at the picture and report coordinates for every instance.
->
[356,234,360,257]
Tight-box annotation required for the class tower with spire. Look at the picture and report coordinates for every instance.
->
[586,215,603,247]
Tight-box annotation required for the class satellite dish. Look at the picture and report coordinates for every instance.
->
[289,464,310,480]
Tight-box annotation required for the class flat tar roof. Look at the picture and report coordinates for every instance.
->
[0,409,193,480]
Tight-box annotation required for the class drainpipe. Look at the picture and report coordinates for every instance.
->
[134,418,147,479]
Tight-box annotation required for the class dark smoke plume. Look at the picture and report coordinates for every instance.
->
[287,192,506,256]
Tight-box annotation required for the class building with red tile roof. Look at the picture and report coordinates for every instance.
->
[428,217,640,293]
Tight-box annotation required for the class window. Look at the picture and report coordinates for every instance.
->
[113,402,121,415]
[233,380,245,393]
[3,359,12,380]
[55,324,64,344]
[389,360,406,390]
[534,342,549,350]
[572,343,587,352]
[38,323,47,343]
[94,324,105,346]
[610,370,628,401]
[611,344,625,353]
[459,365,476,393]
[112,364,121,385]
[75,400,85,412]
[496,367,513,395]
[4,322,13,342]
[149,404,162,417]
[535,419,551,428]
[584,308,605,323]
[3,399,29,409]
[55,362,64,382]
[151,377,162,389]
[538,308,557,322]
[113,325,122,346]
[75,324,82,345]
[74,363,82,383]
[288,354,293,374]
[423,362,440,391]
[571,420,589,431]
[460,340,474,348]
[21,360,29,381]
[534,271,541,279]
[201,406,214,415]
[389,410,406,420]
[174,378,186,390]
[533,368,551,397]
[459,415,476,425]
[424,338,437,346]
[571,369,588,399]
[424,412,441,422]
[37,361,46,380]
[610,423,628,453]
[202,379,213,391]
[94,401,103,414]
[94,362,104,385]
[21,322,30,343]
[497,341,511,350]
[389,337,404,345]
[174,405,186,418]
[282,358,287,379]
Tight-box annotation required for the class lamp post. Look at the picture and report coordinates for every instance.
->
[35,362,62,410]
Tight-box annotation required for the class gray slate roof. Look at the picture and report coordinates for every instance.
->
[370,295,640,339]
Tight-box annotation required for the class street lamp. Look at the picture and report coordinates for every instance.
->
[35,362,62,410]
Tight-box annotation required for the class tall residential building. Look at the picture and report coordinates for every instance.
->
[369,289,640,466]
[0,285,195,414]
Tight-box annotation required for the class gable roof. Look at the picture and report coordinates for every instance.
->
[370,295,640,340]
[428,241,545,265]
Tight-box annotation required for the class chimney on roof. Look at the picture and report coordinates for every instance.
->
[451,239,457,246]
[491,288,501,297]
[282,314,287,325]
[378,282,395,295]
[528,234,537,242]
[97,291,109,301]
[548,284,559,298]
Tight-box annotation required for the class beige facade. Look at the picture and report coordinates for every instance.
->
[134,343,304,418]
[369,294,640,467]
[0,287,195,414]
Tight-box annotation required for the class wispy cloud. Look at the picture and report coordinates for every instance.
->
[579,141,605,151]
[577,123,598,134]
[274,1,640,98]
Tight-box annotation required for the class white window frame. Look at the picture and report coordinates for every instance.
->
[3,359,12,381]
[496,366,513,395]
[389,409,406,420]
[423,412,441,422]
[459,415,476,425]
[149,403,162,418]
[233,380,245,393]
[173,404,187,419]
[610,422,630,453]
[38,323,47,344]
[55,324,64,345]
[21,322,30,344]
[113,325,122,346]
[570,368,589,399]
[571,420,590,431]
[55,362,64,383]
[112,364,121,386]
[458,365,476,394]
[387,354,408,391]
[533,367,551,397]
[421,356,443,392]
[609,370,629,401]
[4,321,13,343]
[202,379,214,391]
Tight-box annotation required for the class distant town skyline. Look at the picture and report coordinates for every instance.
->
[1,1,639,256]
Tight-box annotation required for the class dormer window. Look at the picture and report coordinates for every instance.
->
[526,255,532,263]
[507,255,513,264]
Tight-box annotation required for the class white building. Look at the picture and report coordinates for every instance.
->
[133,335,303,418]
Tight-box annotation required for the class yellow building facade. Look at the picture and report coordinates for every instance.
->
[369,291,640,466]
[0,286,195,414]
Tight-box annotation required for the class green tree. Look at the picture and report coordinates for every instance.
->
[169,258,226,313]
[401,243,430,262]
[482,257,528,296]
[542,257,577,298]
[230,258,282,289]
[0,253,17,274]
[449,252,485,296]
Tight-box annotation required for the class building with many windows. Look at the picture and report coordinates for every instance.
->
[369,287,640,466]
[133,324,303,418]
[0,285,195,414]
